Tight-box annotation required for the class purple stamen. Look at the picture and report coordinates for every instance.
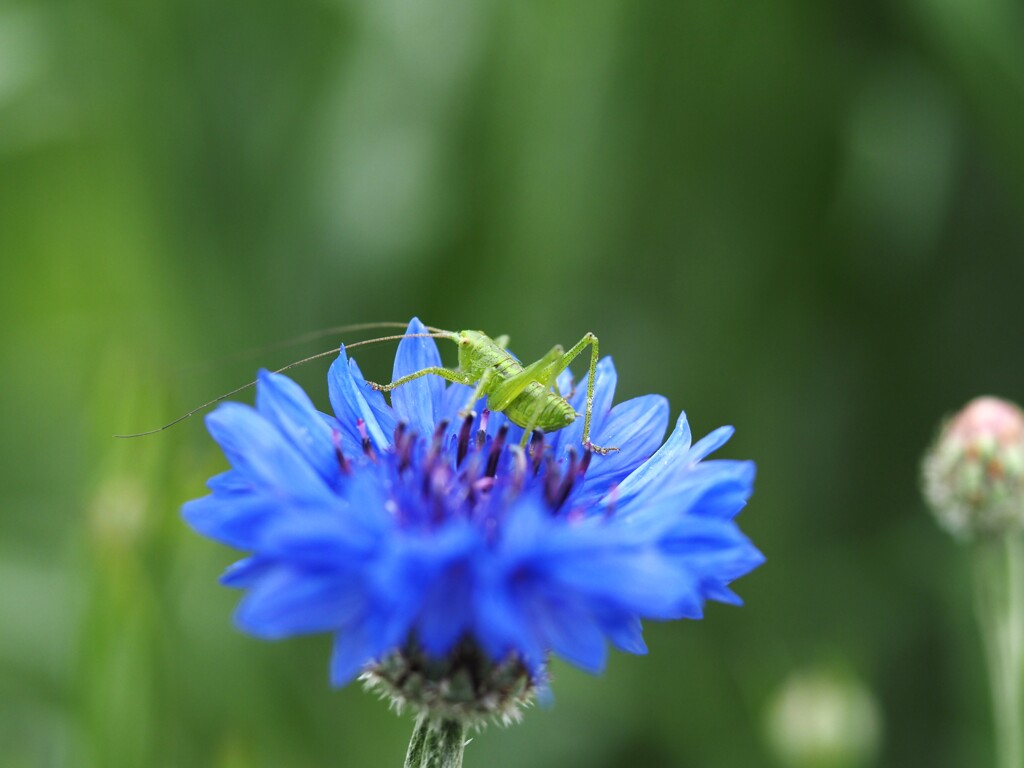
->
[394,424,415,474]
[477,409,490,449]
[331,428,351,476]
[509,445,527,492]
[578,449,593,477]
[529,431,545,473]
[429,464,451,523]
[457,413,474,467]
[543,457,559,505]
[357,418,376,461]
[472,477,496,494]
[421,420,446,473]
[552,450,580,510]
[485,425,508,478]
[430,420,449,455]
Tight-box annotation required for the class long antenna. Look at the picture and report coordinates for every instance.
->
[113,331,457,438]
[177,321,449,374]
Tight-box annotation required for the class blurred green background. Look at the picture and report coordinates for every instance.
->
[3,0,1024,765]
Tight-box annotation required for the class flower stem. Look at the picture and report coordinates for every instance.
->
[404,715,467,768]
[973,533,1024,768]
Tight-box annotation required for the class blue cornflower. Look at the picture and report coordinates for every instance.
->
[184,319,763,722]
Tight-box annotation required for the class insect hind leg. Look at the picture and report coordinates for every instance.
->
[511,335,618,455]
[546,333,619,455]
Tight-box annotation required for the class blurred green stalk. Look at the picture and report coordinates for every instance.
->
[404,716,466,768]
[974,534,1024,768]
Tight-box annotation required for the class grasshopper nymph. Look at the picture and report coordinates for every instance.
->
[115,322,619,454]
[367,328,619,455]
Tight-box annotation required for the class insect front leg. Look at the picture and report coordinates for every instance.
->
[366,366,472,392]
[459,368,493,420]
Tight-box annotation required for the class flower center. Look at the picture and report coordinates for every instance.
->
[334,410,596,530]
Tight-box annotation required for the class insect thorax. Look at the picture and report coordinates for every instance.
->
[456,330,516,380]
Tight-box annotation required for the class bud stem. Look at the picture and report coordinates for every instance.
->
[404,715,467,768]
[973,533,1024,768]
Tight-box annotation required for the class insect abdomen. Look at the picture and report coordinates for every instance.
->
[504,384,576,433]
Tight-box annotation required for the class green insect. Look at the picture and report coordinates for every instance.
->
[366,327,619,455]
[115,321,619,454]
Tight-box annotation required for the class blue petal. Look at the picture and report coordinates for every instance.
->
[329,624,378,686]
[686,538,766,584]
[404,526,480,655]
[703,582,744,605]
[439,379,478,424]
[659,517,765,583]
[416,562,474,656]
[624,460,756,525]
[391,318,445,438]
[328,347,391,451]
[255,370,339,486]
[348,358,397,440]
[579,395,669,494]
[220,557,271,588]
[611,411,693,511]
[473,542,546,668]
[686,461,756,519]
[600,612,648,655]
[484,502,619,672]
[235,567,366,638]
[612,417,745,515]
[206,470,251,494]
[258,507,382,565]
[549,545,689,618]
[672,586,706,620]
[205,403,330,502]
[688,425,735,462]
[530,597,608,673]
[329,608,411,686]
[182,493,280,550]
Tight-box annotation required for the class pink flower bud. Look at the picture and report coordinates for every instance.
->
[923,397,1024,538]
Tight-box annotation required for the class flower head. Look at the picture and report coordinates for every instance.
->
[184,319,763,722]
[923,396,1024,539]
